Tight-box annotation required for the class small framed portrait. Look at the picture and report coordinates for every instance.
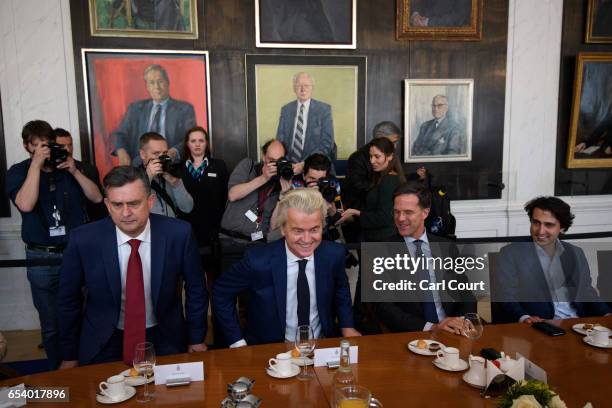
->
[404,79,473,163]
[255,0,357,49]
[396,0,483,41]
[245,54,366,163]
[566,53,612,168]
[82,49,212,178]
[586,0,612,43]
[88,0,198,39]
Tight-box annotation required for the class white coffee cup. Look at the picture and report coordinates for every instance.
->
[99,374,126,401]
[268,352,293,376]
[436,347,460,368]
[586,326,611,346]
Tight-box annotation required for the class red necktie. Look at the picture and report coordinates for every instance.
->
[123,239,146,365]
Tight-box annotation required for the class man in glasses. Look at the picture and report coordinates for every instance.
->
[412,95,464,157]
[5,120,102,370]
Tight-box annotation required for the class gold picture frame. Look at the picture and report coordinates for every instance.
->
[566,53,612,168]
[586,0,612,44]
[89,0,198,39]
[396,0,483,41]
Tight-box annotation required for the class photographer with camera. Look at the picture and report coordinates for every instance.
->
[139,132,193,217]
[270,153,342,241]
[5,120,103,370]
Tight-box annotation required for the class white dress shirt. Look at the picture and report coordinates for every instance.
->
[147,98,168,135]
[284,243,321,342]
[404,231,447,331]
[115,220,157,330]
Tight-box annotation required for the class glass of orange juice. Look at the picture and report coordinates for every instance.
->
[334,385,383,408]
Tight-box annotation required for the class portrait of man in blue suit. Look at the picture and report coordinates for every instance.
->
[213,188,360,347]
[113,64,196,166]
[57,166,207,368]
[276,72,336,170]
[496,196,611,324]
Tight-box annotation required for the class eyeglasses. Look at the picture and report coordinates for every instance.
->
[431,104,448,108]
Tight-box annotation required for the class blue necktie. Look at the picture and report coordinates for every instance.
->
[414,240,439,324]
[297,259,310,327]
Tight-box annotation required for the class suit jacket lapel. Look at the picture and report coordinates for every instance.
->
[140,100,154,134]
[101,218,121,307]
[164,98,177,136]
[527,244,553,301]
[314,244,326,327]
[150,216,165,308]
[272,240,288,334]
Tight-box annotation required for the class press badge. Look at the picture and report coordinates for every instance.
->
[207,173,217,178]
[245,210,258,222]
[49,205,66,236]
[250,231,264,241]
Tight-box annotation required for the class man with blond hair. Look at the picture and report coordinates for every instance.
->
[213,188,360,347]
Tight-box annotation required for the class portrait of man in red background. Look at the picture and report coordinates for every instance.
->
[83,50,211,178]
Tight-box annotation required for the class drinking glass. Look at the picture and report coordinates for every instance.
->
[462,313,484,341]
[295,325,316,380]
[133,342,156,403]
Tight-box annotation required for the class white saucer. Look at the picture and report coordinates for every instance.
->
[120,369,154,386]
[462,372,485,389]
[572,323,609,336]
[433,358,468,372]
[96,385,136,404]
[292,357,314,366]
[407,339,445,356]
[266,364,300,379]
[582,336,612,349]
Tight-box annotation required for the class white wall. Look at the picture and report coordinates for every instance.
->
[0,0,79,329]
[0,0,610,331]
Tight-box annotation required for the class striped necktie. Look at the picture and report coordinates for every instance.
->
[291,104,305,162]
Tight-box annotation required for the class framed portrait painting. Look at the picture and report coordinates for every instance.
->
[404,79,473,163]
[245,54,366,166]
[396,0,483,41]
[82,49,211,178]
[255,0,357,49]
[566,53,612,168]
[88,0,198,39]
[586,0,612,43]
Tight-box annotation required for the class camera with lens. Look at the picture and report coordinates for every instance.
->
[157,154,180,177]
[45,142,69,166]
[317,177,338,203]
[274,157,294,181]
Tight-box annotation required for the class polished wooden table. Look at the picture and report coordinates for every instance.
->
[1,317,610,407]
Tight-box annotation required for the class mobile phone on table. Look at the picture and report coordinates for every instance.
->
[532,322,566,336]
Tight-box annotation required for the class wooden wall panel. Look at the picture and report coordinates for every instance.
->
[69,0,508,200]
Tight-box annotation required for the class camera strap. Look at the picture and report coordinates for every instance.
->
[151,178,178,216]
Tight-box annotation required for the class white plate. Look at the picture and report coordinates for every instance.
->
[433,358,468,372]
[407,339,445,356]
[266,364,300,379]
[292,357,314,366]
[572,323,609,336]
[462,372,485,389]
[96,385,136,404]
[120,369,154,386]
[582,336,612,349]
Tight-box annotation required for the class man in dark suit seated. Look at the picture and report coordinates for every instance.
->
[374,182,476,334]
[496,196,611,323]
[58,166,208,368]
[213,188,360,347]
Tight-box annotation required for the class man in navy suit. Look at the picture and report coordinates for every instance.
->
[58,166,207,368]
[113,64,196,165]
[213,188,360,347]
[496,196,611,323]
[276,72,335,173]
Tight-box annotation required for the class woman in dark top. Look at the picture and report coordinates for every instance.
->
[179,126,228,246]
[337,137,405,241]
